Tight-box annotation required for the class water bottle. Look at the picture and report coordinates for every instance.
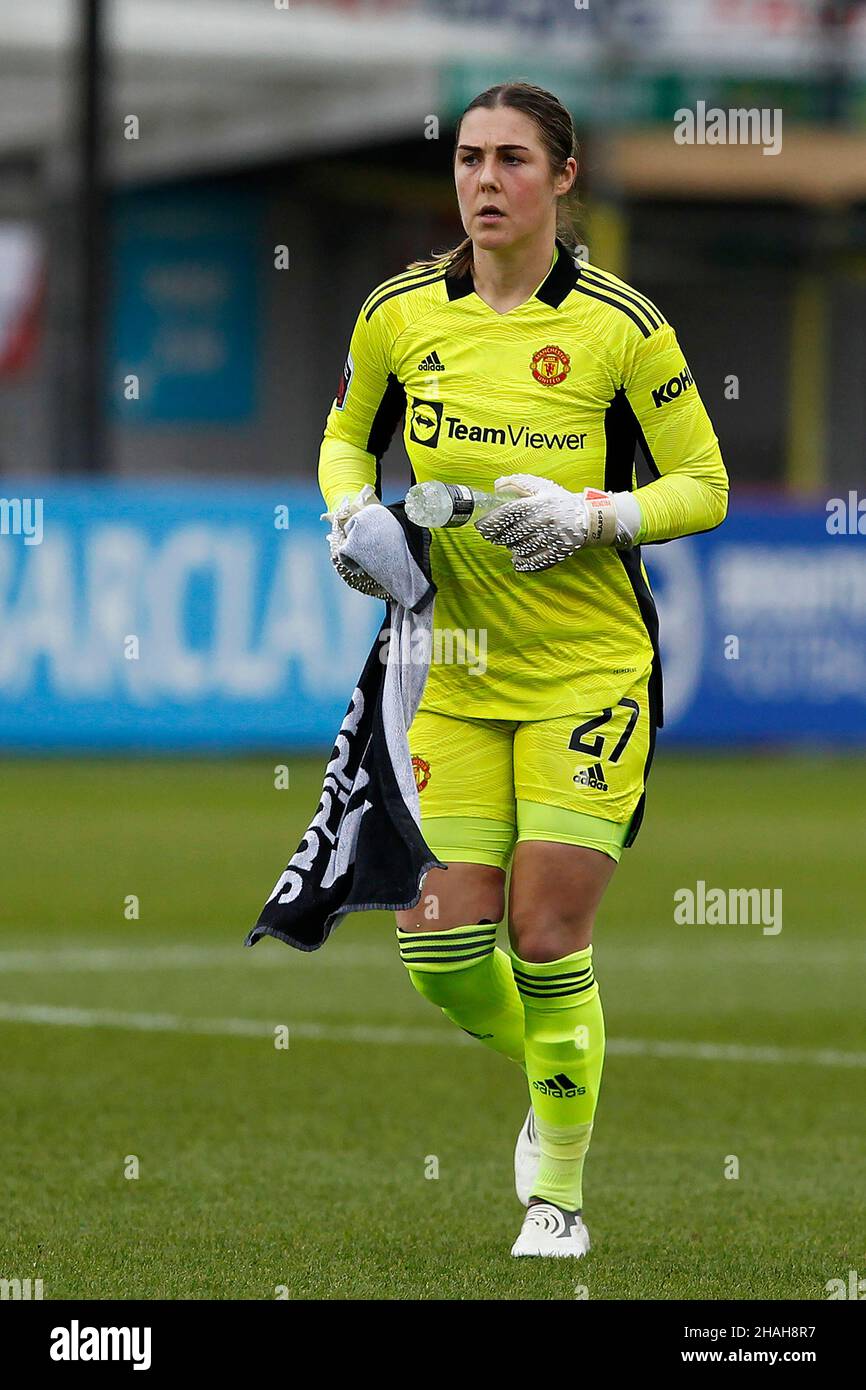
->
[404,480,524,529]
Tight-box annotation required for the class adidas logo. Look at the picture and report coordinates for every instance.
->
[418,350,445,371]
[533,1073,586,1099]
[573,762,608,791]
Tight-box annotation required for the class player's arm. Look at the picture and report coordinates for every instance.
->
[318,298,398,513]
[319,297,407,597]
[620,320,728,544]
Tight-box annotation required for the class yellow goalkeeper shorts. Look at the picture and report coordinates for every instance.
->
[408,667,656,869]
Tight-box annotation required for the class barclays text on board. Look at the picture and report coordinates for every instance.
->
[0,483,863,748]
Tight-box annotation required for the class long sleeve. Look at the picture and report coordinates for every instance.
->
[621,321,728,544]
[318,295,404,513]
[318,437,378,516]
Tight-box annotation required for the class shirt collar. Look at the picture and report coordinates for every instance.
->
[445,236,579,309]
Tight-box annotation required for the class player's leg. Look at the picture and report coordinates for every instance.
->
[509,673,655,1254]
[509,835,616,1216]
[395,709,525,1067]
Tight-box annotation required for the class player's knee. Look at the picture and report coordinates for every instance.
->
[510,906,594,962]
[396,864,505,932]
[397,899,504,932]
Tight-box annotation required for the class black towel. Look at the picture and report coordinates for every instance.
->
[245,504,445,952]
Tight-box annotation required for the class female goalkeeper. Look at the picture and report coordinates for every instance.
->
[319,81,727,1258]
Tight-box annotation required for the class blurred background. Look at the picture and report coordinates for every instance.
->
[1,0,865,1303]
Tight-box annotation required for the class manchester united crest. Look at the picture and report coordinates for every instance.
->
[412,755,431,793]
[530,344,570,386]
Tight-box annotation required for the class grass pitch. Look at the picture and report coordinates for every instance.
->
[1,752,864,1299]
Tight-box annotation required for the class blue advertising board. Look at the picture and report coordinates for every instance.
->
[0,482,378,749]
[643,500,866,741]
[109,186,262,424]
[0,482,863,749]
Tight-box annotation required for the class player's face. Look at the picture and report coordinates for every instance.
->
[454,107,574,251]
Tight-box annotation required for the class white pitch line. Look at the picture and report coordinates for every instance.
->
[0,941,862,974]
[0,1001,864,1069]
[0,1002,459,1046]
[0,943,394,973]
[608,1037,866,1069]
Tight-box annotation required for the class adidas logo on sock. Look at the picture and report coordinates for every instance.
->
[532,1073,586,1099]
[573,762,608,791]
[418,349,445,371]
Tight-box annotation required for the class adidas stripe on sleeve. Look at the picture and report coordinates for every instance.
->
[618,310,728,544]
[319,288,403,513]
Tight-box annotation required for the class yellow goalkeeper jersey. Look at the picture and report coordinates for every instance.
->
[319,237,728,724]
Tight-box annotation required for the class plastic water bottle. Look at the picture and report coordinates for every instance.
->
[405,480,523,529]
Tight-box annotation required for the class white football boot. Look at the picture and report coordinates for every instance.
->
[514,1106,541,1206]
[510,1201,591,1258]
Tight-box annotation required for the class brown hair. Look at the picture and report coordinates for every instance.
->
[407,80,581,276]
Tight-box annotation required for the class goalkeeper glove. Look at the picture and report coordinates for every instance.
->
[474,473,642,573]
[322,484,391,599]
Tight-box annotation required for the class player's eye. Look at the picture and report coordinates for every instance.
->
[459,154,523,165]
